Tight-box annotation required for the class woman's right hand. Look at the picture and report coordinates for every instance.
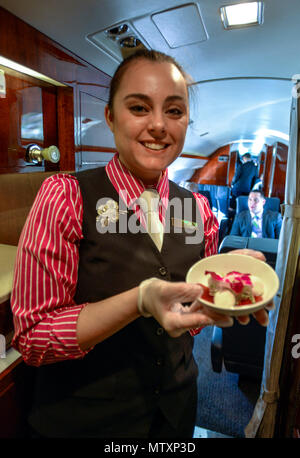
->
[137,278,234,337]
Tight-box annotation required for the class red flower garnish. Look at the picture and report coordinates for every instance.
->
[205,270,253,295]
[205,271,223,281]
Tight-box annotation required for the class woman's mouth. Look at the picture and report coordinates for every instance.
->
[141,142,169,151]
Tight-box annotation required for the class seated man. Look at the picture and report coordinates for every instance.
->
[230,190,282,239]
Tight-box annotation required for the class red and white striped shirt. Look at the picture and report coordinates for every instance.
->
[11,154,219,366]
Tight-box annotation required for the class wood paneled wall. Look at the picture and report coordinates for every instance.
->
[191,145,230,185]
[0,7,111,93]
[262,142,287,202]
[271,143,288,202]
[0,6,112,174]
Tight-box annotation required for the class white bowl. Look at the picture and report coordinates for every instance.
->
[186,253,279,316]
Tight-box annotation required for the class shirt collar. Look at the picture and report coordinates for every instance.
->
[250,209,263,219]
[106,153,169,210]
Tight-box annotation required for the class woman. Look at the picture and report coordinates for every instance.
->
[11,49,270,438]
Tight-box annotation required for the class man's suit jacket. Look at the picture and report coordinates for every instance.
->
[231,161,259,197]
[230,209,282,239]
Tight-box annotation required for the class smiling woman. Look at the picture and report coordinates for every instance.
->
[104,51,190,184]
[10,48,269,439]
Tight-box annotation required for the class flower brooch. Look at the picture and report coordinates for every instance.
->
[96,199,127,227]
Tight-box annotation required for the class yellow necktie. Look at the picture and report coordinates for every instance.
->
[139,189,163,251]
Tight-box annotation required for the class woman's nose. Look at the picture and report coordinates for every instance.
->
[148,111,166,137]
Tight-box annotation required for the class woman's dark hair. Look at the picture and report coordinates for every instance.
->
[107,49,193,112]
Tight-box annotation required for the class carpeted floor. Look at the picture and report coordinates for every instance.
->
[193,326,261,438]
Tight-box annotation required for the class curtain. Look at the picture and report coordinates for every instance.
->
[245,90,300,437]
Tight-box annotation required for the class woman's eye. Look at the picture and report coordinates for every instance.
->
[129,105,148,113]
[167,107,184,116]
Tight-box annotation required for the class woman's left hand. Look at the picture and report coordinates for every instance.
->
[227,248,275,327]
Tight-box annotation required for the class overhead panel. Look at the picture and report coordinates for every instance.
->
[151,3,208,48]
[86,3,208,64]
[86,22,150,63]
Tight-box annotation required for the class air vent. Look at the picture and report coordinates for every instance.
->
[87,22,149,62]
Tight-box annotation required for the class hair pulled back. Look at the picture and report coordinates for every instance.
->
[107,49,192,112]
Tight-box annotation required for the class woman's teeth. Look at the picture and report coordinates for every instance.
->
[143,142,167,150]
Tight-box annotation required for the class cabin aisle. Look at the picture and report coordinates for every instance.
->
[193,326,261,438]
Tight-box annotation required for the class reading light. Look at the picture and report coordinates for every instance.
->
[106,24,128,36]
[120,37,141,48]
[220,2,264,30]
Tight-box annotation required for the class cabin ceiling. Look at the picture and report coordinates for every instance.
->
[0,0,297,181]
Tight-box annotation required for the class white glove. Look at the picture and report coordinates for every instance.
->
[137,278,233,337]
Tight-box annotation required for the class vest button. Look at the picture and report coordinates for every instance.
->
[159,266,167,276]
[156,358,163,366]
[154,388,160,395]
[156,327,164,336]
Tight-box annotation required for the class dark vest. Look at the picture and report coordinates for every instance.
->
[29,167,205,437]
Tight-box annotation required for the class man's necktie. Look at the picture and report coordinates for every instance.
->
[139,189,163,251]
[251,214,261,238]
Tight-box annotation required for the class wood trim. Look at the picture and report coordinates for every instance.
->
[227,149,238,186]
[263,143,287,201]
[0,299,14,349]
[263,145,273,197]
[42,85,59,172]
[56,86,75,171]
[271,143,288,202]
[76,145,117,153]
[180,153,208,160]
[258,151,266,178]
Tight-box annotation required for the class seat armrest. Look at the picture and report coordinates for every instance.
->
[247,237,278,268]
[219,235,248,253]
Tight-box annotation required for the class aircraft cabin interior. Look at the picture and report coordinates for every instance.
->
[0,0,299,440]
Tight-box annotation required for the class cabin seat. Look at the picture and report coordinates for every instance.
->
[211,315,266,381]
[198,184,231,217]
[0,171,69,246]
[236,195,280,214]
[197,184,232,244]
[219,236,278,269]
[210,235,279,381]
[0,171,70,349]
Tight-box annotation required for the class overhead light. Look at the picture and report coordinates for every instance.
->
[252,136,266,155]
[119,37,141,48]
[0,56,66,86]
[255,128,289,142]
[220,2,264,30]
[238,143,249,155]
[106,24,129,37]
